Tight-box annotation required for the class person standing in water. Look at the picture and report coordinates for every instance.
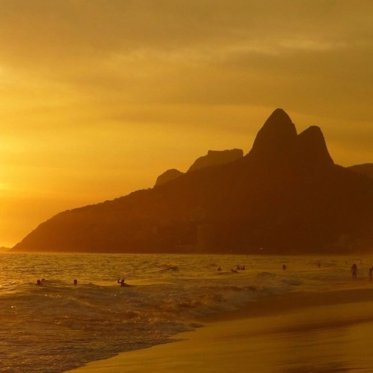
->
[351,263,358,279]
[369,267,373,281]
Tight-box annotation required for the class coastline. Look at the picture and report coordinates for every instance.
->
[66,287,373,373]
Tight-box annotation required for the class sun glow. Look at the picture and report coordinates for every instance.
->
[0,182,9,191]
[0,0,372,248]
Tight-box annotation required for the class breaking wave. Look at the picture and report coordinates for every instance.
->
[0,252,369,372]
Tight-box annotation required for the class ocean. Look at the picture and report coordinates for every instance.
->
[0,252,372,373]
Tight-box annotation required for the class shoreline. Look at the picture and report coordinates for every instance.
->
[203,286,373,321]
[66,286,373,373]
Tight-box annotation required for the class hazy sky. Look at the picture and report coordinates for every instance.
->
[1,0,372,246]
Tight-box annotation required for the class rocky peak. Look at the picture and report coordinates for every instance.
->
[296,126,334,167]
[188,149,244,173]
[249,108,297,162]
[155,169,183,187]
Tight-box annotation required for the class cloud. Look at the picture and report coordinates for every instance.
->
[1,0,371,117]
[0,0,371,67]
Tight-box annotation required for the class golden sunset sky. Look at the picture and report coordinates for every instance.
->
[1,0,372,247]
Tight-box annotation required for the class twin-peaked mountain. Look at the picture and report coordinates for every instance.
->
[13,109,373,254]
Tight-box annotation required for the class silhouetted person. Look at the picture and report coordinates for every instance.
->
[73,279,78,286]
[369,267,373,281]
[118,279,126,287]
[36,279,42,286]
[282,264,287,271]
[351,263,358,279]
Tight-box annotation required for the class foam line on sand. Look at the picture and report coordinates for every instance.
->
[67,288,373,373]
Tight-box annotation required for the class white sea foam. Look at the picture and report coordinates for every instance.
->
[0,253,372,372]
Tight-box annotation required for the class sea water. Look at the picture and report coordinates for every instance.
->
[0,252,372,373]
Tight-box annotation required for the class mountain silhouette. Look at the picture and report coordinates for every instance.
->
[296,126,334,169]
[13,109,373,254]
[154,149,244,187]
[249,108,297,163]
[155,169,183,187]
[188,149,243,173]
[348,163,373,179]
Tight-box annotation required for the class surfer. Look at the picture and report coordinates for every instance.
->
[73,279,78,286]
[282,264,287,271]
[118,279,126,287]
[369,267,373,281]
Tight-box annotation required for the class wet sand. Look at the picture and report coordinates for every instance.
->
[67,288,373,373]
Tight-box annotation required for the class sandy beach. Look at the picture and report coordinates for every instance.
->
[67,288,373,373]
